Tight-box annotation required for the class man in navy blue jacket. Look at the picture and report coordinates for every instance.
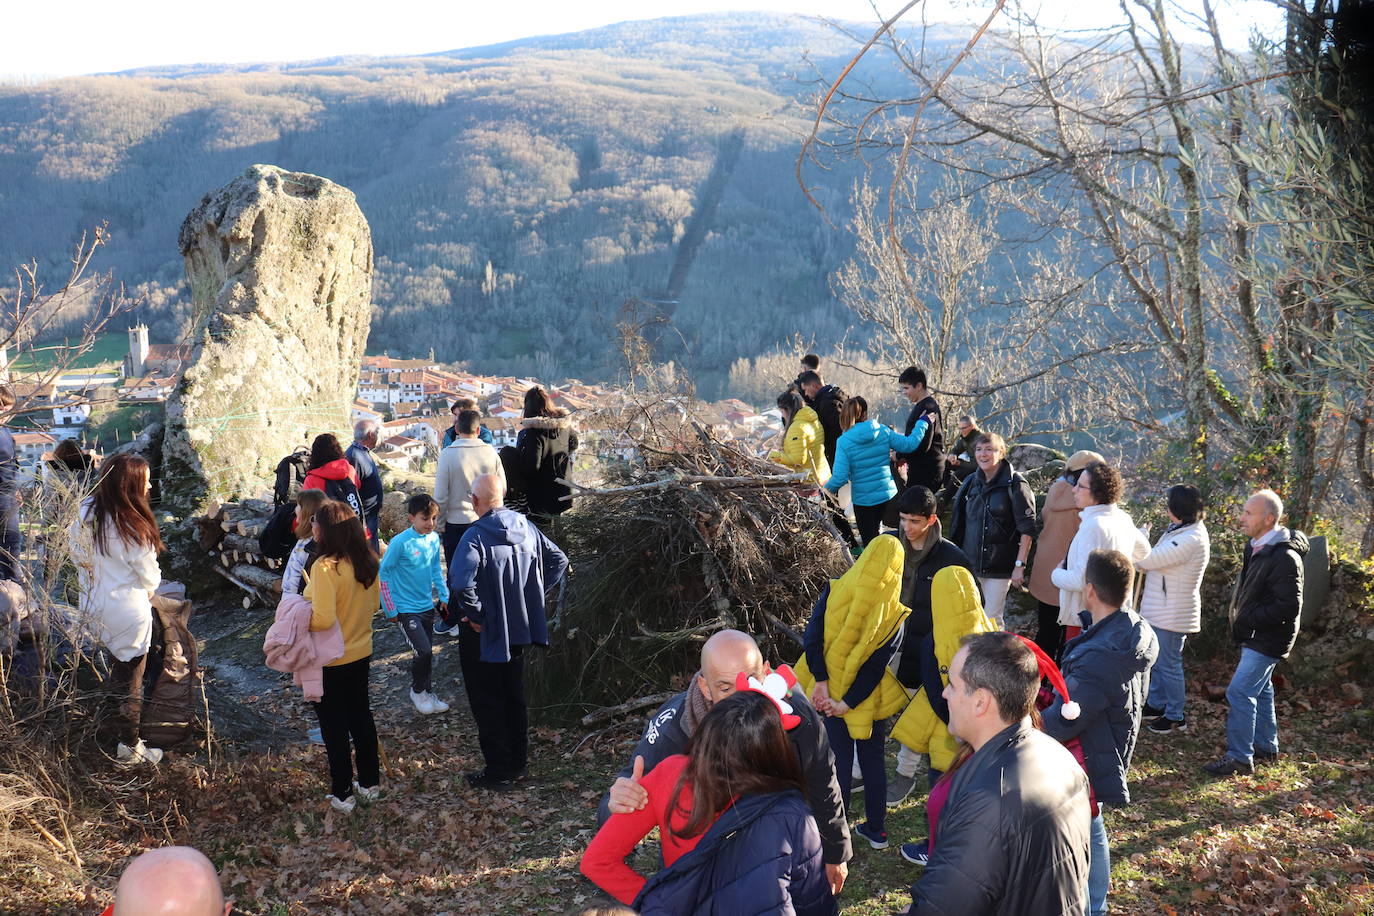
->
[1041,549,1157,916]
[450,473,568,789]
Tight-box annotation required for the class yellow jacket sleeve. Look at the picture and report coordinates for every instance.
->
[305,562,338,632]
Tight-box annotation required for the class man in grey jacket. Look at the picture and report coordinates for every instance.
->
[908,632,1091,916]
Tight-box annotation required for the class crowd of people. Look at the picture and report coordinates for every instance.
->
[51,365,1312,914]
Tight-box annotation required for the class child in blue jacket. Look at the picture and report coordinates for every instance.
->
[379,493,450,715]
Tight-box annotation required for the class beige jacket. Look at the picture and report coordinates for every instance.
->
[1029,478,1078,606]
[434,438,506,525]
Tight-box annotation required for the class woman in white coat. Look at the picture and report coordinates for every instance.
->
[1136,485,1209,734]
[1051,461,1150,640]
[69,453,164,765]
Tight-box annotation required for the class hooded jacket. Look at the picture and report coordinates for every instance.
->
[812,384,848,467]
[891,567,999,771]
[598,677,852,867]
[300,458,364,520]
[948,460,1037,578]
[1231,528,1308,659]
[1041,607,1158,805]
[449,506,569,662]
[824,418,928,508]
[769,405,830,485]
[634,790,838,916]
[517,414,578,516]
[795,535,911,739]
[1137,521,1210,634]
[1051,503,1151,626]
[910,721,1091,916]
[68,500,162,662]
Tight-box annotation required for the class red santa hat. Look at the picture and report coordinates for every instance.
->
[735,664,802,730]
[1015,635,1079,720]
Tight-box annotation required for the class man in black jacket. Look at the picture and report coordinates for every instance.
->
[897,367,944,496]
[600,629,852,895]
[1041,549,1157,916]
[1203,489,1308,778]
[889,484,972,806]
[908,632,1091,916]
[797,370,847,469]
[345,420,383,549]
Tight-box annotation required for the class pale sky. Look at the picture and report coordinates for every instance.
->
[8,0,1283,79]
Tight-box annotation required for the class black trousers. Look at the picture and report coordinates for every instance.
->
[442,522,471,573]
[0,501,20,581]
[1035,602,1066,662]
[397,609,435,693]
[458,624,528,779]
[854,502,889,545]
[109,653,148,746]
[312,656,380,800]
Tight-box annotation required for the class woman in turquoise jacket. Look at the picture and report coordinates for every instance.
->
[824,397,929,544]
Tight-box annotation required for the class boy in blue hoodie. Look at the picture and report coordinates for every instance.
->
[380,493,451,715]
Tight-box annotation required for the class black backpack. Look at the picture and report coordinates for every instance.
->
[259,501,300,561]
[273,448,310,507]
[141,595,199,749]
[323,475,365,521]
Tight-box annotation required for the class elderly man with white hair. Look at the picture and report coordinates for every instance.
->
[345,418,383,548]
[103,846,231,916]
[1203,489,1308,777]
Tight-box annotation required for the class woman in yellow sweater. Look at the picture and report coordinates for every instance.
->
[307,500,382,813]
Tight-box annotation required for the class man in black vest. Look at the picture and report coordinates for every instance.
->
[897,367,944,497]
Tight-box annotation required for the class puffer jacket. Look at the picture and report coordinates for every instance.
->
[517,414,578,516]
[1052,503,1151,626]
[824,418,927,508]
[794,535,910,739]
[910,721,1091,916]
[948,460,1037,577]
[891,566,999,770]
[1231,528,1309,659]
[300,457,360,495]
[769,406,831,484]
[634,790,837,916]
[1137,521,1210,634]
[263,592,345,701]
[1041,608,1158,805]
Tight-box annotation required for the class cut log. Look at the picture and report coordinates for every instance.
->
[221,534,260,554]
[231,564,282,593]
[237,520,268,537]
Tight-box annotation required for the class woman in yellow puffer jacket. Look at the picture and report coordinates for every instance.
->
[890,565,999,782]
[769,390,830,485]
[794,534,909,850]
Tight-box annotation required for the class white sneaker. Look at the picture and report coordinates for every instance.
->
[116,740,164,765]
[327,793,356,814]
[353,782,380,803]
[410,689,437,714]
[424,692,449,713]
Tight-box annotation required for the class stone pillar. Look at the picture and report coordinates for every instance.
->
[163,164,373,515]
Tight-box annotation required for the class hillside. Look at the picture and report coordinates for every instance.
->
[0,13,952,388]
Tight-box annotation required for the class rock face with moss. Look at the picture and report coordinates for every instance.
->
[162,164,373,515]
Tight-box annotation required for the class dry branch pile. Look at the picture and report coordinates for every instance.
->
[191,499,281,607]
[526,424,850,721]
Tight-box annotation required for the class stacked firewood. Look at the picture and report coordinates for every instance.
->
[192,498,283,606]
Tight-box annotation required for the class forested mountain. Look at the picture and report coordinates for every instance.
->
[0,13,956,387]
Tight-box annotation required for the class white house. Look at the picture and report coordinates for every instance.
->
[51,396,92,427]
[382,435,427,461]
[351,400,385,425]
[13,431,56,467]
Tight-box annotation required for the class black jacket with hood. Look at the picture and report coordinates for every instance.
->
[911,720,1091,916]
[898,395,944,492]
[1041,607,1158,806]
[812,384,847,467]
[1231,528,1308,659]
[516,413,578,517]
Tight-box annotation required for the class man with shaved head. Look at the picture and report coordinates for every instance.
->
[450,473,568,790]
[104,846,231,916]
[598,628,852,894]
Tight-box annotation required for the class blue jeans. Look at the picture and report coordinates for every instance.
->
[822,715,887,833]
[1226,647,1279,764]
[1146,628,1188,721]
[1087,812,1110,915]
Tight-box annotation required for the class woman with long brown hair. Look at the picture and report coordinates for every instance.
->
[516,385,577,528]
[305,500,381,813]
[68,453,165,765]
[581,689,836,915]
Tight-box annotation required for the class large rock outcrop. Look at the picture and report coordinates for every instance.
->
[162,165,373,515]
